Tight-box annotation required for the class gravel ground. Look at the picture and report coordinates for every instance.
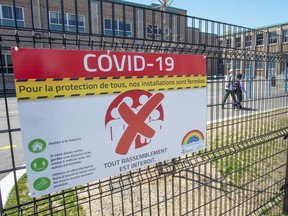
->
[79,161,248,216]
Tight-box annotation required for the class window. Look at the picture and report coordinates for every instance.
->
[235,37,241,48]
[225,59,232,70]
[218,40,223,47]
[0,55,13,74]
[172,15,178,42]
[104,19,132,37]
[49,11,85,32]
[268,62,276,74]
[217,59,224,71]
[283,30,288,43]
[255,61,263,70]
[146,24,169,40]
[256,33,263,46]
[0,5,24,27]
[226,39,231,48]
[268,31,277,44]
[244,61,252,70]
[245,35,252,47]
[235,60,241,70]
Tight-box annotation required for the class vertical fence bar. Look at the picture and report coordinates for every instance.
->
[123,5,126,38]
[283,149,288,214]
[88,0,92,38]
[74,0,79,49]
[199,19,202,45]
[152,10,155,40]
[285,65,288,94]
[133,6,137,39]
[100,1,104,37]
[12,0,18,29]
[111,2,115,37]
[143,8,146,41]
[29,0,36,48]
[60,0,66,48]
[160,10,164,41]
[192,17,195,45]
[177,14,180,43]
[45,0,52,48]
[169,13,173,43]
[0,47,21,211]
[248,64,252,99]
[185,16,188,44]
[268,62,271,97]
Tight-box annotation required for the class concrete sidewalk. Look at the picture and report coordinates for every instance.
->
[0,167,26,207]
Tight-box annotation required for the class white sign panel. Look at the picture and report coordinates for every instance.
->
[12,48,207,197]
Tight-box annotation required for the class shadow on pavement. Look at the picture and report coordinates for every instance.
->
[239,107,258,111]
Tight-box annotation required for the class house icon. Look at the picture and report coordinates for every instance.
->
[31,142,43,152]
[28,139,46,153]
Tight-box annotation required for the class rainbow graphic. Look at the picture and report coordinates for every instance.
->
[181,130,204,145]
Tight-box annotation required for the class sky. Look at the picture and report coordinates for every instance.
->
[127,0,288,29]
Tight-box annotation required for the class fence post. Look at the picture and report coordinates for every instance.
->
[248,64,252,99]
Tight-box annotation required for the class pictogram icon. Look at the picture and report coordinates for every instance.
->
[105,90,164,155]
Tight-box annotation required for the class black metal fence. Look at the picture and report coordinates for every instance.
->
[1,0,288,215]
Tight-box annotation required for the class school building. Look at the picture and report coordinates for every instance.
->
[0,0,287,91]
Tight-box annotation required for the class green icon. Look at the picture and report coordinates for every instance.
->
[31,158,48,172]
[28,139,46,153]
[33,177,51,191]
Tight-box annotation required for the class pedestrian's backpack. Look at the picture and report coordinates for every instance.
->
[233,79,240,91]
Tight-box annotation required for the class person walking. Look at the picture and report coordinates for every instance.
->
[222,68,237,109]
[234,73,246,107]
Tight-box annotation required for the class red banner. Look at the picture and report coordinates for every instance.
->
[12,48,206,79]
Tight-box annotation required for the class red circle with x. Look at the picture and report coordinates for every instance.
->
[105,90,164,155]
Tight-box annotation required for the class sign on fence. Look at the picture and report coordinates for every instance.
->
[12,48,207,197]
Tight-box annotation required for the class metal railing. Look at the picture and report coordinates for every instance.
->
[0,0,288,215]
